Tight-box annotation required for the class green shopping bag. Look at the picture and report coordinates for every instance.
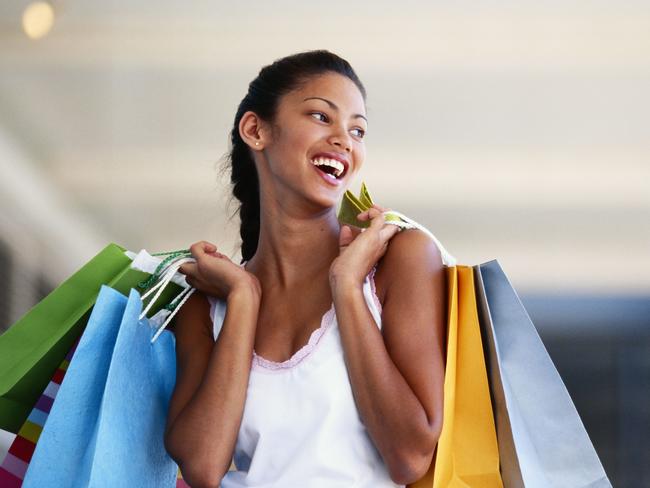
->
[0,243,184,433]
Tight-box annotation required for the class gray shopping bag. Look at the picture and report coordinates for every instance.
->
[474,260,611,488]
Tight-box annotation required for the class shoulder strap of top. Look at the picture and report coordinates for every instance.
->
[206,295,226,342]
[384,210,457,266]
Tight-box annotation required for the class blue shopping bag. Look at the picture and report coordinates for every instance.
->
[23,285,178,488]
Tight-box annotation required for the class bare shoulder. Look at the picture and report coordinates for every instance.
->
[170,291,215,345]
[373,227,444,305]
[165,291,215,435]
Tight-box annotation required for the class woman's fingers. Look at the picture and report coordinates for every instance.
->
[357,204,391,222]
[189,242,203,259]
[380,223,401,243]
[348,225,363,240]
[178,262,197,277]
[189,240,217,259]
[202,241,217,253]
[364,207,400,243]
[368,207,386,227]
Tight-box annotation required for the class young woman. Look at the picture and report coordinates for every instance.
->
[164,50,453,488]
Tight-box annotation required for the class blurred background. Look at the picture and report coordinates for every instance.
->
[0,0,648,485]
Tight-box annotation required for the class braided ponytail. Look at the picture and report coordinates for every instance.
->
[229,118,260,263]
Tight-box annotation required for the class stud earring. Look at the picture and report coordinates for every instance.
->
[255,142,260,146]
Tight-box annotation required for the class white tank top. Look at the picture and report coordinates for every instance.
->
[207,265,404,487]
[207,226,456,487]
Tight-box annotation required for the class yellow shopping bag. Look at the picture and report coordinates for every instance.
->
[410,266,503,488]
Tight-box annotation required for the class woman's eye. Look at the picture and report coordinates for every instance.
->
[310,112,365,139]
[310,112,328,122]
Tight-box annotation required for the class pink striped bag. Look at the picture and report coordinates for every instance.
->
[0,339,79,487]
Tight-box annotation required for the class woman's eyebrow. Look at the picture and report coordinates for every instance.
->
[302,97,367,123]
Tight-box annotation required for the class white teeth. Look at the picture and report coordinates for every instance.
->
[311,158,345,178]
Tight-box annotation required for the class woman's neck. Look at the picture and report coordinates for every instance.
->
[244,207,342,290]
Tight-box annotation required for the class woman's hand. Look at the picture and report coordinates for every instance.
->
[329,204,401,290]
[178,241,261,300]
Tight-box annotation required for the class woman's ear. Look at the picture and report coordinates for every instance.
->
[239,111,269,151]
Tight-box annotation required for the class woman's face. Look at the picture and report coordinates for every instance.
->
[259,72,367,209]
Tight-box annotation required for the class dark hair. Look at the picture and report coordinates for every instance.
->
[221,50,366,263]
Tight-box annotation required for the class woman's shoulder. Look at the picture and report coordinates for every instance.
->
[169,291,215,341]
[374,227,445,304]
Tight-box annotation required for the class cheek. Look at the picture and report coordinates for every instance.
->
[267,128,313,176]
[283,123,313,151]
[355,146,366,167]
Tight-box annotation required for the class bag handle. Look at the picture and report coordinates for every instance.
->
[137,249,192,291]
[149,285,196,343]
[139,256,197,343]
[382,210,457,267]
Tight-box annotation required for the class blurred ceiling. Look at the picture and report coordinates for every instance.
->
[1,0,649,292]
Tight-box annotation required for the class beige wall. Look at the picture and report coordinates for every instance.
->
[1,1,649,294]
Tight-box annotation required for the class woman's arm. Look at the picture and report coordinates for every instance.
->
[164,282,261,488]
[330,228,446,486]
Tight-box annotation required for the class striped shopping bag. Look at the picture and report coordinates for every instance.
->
[0,339,79,487]
[177,471,190,487]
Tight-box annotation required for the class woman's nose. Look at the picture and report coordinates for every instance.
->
[328,128,352,152]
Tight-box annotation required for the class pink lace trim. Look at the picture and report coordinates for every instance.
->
[244,262,383,372]
[252,304,336,371]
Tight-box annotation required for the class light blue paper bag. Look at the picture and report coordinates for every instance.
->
[89,287,177,487]
[23,286,178,487]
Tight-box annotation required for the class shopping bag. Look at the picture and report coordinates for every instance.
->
[0,339,80,487]
[0,244,129,433]
[176,471,190,488]
[22,285,178,487]
[0,244,184,433]
[409,266,503,488]
[21,285,126,487]
[86,287,177,487]
[474,260,612,488]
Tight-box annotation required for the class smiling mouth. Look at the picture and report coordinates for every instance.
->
[310,158,348,179]
[314,165,339,180]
